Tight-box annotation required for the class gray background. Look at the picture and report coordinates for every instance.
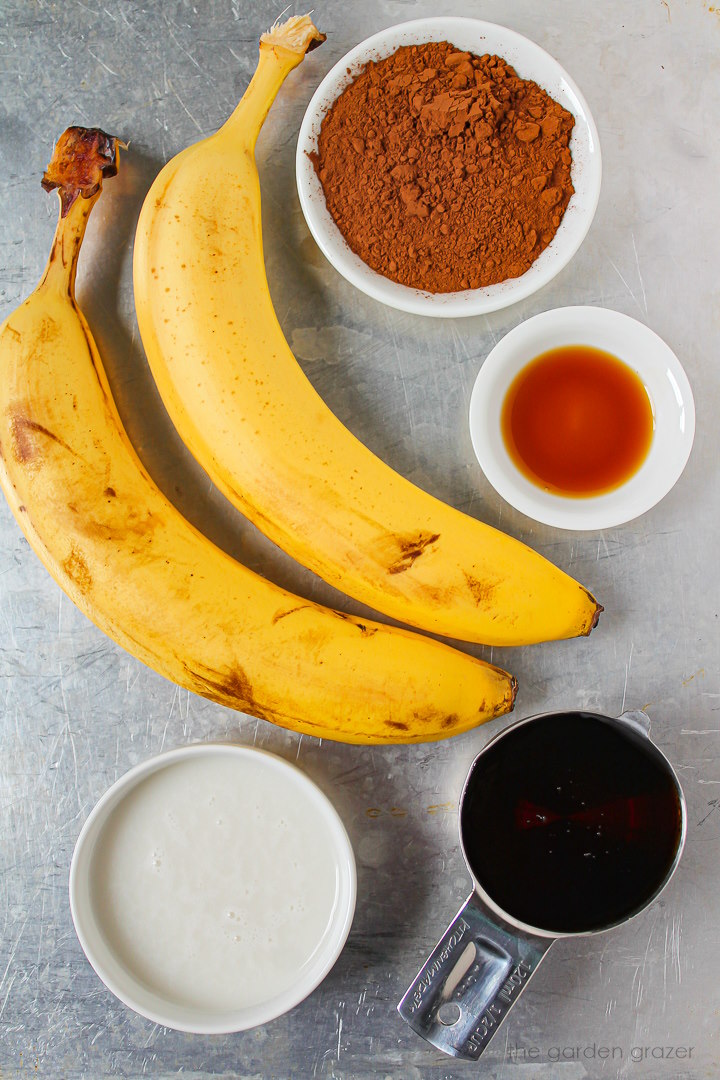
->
[0,0,718,1077]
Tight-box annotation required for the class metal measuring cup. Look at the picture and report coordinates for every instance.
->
[397,710,686,1060]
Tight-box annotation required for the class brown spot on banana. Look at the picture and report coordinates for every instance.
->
[409,706,466,732]
[387,531,441,575]
[271,603,312,625]
[330,610,379,636]
[183,662,323,731]
[464,572,497,609]
[10,416,78,464]
[62,545,93,593]
[441,714,460,729]
[184,662,262,715]
[66,503,159,543]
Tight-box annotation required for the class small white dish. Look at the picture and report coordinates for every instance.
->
[296,17,602,318]
[469,307,695,530]
[69,743,356,1033]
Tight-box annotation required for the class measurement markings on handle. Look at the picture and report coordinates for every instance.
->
[467,959,535,1053]
[496,958,534,1004]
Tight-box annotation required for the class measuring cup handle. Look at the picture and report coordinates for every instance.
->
[397,892,553,1060]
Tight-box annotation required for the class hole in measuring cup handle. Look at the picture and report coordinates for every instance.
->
[397,891,553,1060]
[437,1002,461,1026]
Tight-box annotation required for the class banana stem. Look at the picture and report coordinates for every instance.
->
[40,195,96,297]
[38,126,120,296]
[220,14,325,150]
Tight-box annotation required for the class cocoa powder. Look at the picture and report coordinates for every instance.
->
[312,42,575,293]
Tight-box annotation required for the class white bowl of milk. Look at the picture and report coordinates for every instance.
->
[69,744,356,1032]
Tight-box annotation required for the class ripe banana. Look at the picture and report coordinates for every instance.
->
[0,127,517,745]
[133,14,601,648]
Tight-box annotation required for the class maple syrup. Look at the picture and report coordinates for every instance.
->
[501,345,654,497]
[461,713,682,934]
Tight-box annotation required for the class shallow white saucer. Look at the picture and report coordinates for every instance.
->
[69,744,356,1033]
[469,307,695,530]
[296,17,602,317]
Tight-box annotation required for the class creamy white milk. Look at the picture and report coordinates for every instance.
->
[89,753,344,1012]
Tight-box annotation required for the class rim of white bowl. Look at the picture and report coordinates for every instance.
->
[69,743,357,1033]
[468,306,695,530]
[296,17,602,317]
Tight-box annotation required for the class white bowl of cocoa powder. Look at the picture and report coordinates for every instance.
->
[296,18,601,317]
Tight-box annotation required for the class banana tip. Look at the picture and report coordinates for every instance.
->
[590,602,604,632]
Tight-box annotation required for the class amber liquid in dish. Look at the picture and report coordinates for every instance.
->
[501,345,654,497]
[460,713,682,934]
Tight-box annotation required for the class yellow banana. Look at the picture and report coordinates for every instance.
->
[133,14,601,648]
[0,127,517,745]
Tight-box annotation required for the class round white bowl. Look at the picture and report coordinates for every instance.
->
[69,743,356,1033]
[468,306,695,530]
[296,17,602,318]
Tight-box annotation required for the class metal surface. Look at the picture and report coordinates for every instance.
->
[0,1,718,1077]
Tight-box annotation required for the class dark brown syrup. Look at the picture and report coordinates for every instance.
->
[501,345,654,497]
[461,713,682,934]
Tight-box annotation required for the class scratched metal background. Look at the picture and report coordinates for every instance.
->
[0,1,718,1077]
